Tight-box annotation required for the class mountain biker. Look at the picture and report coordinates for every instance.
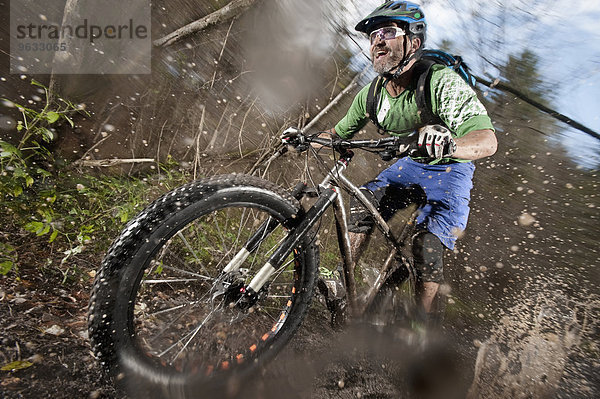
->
[322,1,497,320]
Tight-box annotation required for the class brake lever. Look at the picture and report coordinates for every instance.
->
[378,141,419,161]
[399,141,420,157]
[281,127,310,153]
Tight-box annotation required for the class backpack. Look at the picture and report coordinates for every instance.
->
[365,49,476,133]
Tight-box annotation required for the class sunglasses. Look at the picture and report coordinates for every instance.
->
[369,26,406,44]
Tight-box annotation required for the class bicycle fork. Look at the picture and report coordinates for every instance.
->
[222,182,307,275]
[245,188,337,295]
[221,182,338,304]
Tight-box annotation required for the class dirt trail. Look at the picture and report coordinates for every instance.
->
[0,268,117,398]
[2,265,599,398]
[467,288,600,399]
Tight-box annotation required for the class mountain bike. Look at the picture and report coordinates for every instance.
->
[87,128,432,395]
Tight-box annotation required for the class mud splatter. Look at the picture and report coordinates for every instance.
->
[468,286,600,398]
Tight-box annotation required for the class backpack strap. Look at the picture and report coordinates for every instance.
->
[366,61,444,134]
[365,75,386,134]
[413,59,442,126]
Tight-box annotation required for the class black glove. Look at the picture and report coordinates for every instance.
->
[417,124,457,160]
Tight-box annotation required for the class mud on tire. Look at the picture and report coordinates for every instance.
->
[87,174,319,394]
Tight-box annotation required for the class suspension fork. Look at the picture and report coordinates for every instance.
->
[244,187,338,296]
[222,182,307,274]
[242,156,353,298]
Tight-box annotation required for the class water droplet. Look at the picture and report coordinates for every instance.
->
[518,213,536,226]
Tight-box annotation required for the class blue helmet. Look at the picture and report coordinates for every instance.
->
[355,1,426,42]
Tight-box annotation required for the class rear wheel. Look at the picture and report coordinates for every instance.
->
[88,175,318,393]
[364,259,417,327]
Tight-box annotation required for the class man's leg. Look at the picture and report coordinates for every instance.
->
[349,231,369,262]
[418,281,440,314]
[412,231,444,314]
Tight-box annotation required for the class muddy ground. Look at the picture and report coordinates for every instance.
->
[1,252,473,399]
[2,239,599,399]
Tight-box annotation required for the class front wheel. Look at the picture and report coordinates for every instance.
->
[88,174,319,395]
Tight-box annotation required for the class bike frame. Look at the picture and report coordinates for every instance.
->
[228,141,421,318]
[311,152,420,316]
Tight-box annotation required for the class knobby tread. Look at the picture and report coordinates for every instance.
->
[87,174,318,390]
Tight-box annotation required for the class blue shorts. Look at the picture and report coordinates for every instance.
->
[362,157,475,250]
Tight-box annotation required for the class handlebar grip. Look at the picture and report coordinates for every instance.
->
[281,130,419,159]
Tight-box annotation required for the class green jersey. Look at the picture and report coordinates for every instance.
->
[334,64,494,140]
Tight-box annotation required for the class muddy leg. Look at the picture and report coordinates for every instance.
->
[349,231,369,262]
[412,232,444,318]
[418,281,440,314]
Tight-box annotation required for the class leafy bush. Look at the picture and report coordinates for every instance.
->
[0,81,191,279]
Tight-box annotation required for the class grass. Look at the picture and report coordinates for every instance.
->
[0,165,193,282]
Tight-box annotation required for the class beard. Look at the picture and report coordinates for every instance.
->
[371,46,405,75]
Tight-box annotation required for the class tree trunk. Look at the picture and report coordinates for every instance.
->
[48,0,83,104]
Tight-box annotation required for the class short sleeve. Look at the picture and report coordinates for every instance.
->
[334,84,371,139]
[429,66,495,137]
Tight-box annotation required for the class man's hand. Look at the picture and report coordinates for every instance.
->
[311,129,339,150]
[418,124,457,160]
[281,127,308,152]
[281,127,302,139]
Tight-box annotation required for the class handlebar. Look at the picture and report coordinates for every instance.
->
[281,129,419,161]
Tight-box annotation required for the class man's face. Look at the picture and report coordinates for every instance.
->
[369,22,407,75]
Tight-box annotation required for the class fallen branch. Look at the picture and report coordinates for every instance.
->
[475,75,600,141]
[74,158,155,167]
[193,106,206,180]
[248,142,282,175]
[153,0,257,48]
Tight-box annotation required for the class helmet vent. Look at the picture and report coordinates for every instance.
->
[355,1,427,37]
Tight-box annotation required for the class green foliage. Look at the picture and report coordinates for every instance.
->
[319,266,335,278]
[485,47,560,173]
[0,79,87,198]
[491,49,557,130]
[0,81,191,282]
[3,160,193,281]
[1,169,158,277]
[0,243,17,275]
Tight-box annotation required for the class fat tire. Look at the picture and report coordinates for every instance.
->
[87,174,318,395]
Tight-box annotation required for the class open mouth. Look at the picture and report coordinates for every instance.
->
[375,49,388,59]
